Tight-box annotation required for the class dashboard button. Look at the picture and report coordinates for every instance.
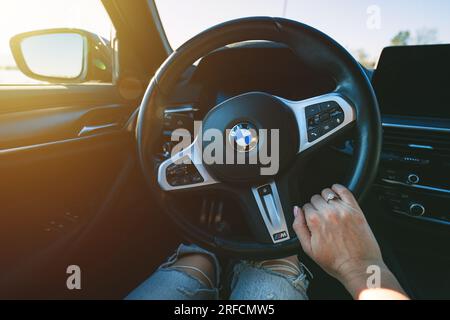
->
[162,142,172,158]
[163,113,173,128]
[407,173,420,184]
[313,114,321,125]
[305,104,321,118]
[319,112,331,122]
[308,127,322,142]
[321,122,333,133]
[334,113,345,124]
[320,101,340,112]
[192,173,204,184]
[168,178,181,186]
[180,176,192,185]
[329,116,343,129]
[409,203,425,217]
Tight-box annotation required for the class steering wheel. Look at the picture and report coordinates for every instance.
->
[136,17,382,259]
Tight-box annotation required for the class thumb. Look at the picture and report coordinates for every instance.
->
[293,206,312,256]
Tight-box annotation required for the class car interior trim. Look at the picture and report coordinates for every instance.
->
[251,181,291,244]
[381,178,450,195]
[382,122,450,133]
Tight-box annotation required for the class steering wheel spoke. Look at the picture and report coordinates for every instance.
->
[278,92,356,154]
[251,181,292,244]
[233,179,293,245]
[158,137,219,192]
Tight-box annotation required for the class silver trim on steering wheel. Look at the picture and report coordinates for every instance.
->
[252,181,291,244]
[158,137,219,191]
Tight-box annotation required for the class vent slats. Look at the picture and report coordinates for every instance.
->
[383,127,450,158]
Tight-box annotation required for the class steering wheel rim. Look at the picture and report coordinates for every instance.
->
[136,17,382,259]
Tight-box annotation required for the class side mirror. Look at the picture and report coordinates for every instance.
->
[10,28,113,83]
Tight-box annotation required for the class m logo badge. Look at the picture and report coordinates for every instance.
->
[273,231,288,241]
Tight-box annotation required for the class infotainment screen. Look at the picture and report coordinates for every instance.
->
[372,44,450,119]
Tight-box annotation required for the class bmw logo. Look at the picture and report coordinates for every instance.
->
[229,122,258,152]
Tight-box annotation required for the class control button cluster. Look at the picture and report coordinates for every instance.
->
[166,162,204,187]
[161,108,196,160]
[163,112,194,132]
[305,101,345,142]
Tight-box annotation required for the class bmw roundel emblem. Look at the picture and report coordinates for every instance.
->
[229,122,258,152]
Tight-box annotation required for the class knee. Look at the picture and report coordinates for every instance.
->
[256,255,301,277]
[172,254,217,288]
[229,256,310,300]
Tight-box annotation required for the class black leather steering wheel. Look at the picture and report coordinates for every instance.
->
[136,17,382,259]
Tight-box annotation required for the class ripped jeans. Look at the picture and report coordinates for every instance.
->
[126,244,310,300]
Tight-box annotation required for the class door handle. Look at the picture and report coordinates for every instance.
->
[78,123,119,137]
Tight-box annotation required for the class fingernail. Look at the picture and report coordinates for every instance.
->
[294,206,299,217]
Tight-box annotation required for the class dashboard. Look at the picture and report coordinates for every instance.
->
[192,42,336,115]
[371,45,450,226]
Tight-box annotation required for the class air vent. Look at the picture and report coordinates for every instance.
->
[383,126,450,159]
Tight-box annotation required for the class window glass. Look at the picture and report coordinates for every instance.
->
[155,0,450,68]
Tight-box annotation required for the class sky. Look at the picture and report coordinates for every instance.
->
[0,0,449,76]
[156,0,450,64]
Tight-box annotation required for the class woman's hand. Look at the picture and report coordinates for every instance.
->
[292,184,408,299]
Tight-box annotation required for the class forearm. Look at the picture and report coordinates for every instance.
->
[340,262,409,300]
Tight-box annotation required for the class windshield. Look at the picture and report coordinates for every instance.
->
[155,0,450,68]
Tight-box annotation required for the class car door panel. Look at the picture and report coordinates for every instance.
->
[0,84,144,298]
[0,104,134,149]
[0,0,175,299]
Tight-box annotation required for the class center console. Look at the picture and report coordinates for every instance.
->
[371,44,450,225]
[375,119,450,224]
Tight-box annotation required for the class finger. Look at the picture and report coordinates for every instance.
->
[311,194,328,211]
[332,184,357,205]
[321,188,338,205]
[293,206,312,256]
[303,203,320,228]
[303,203,316,215]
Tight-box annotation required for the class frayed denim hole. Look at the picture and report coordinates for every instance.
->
[176,286,219,299]
[236,261,310,296]
[163,267,219,293]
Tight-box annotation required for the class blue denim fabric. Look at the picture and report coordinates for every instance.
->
[126,244,310,300]
[126,244,220,300]
[229,260,309,300]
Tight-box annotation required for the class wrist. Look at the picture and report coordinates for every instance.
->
[337,260,408,299]
[337,259,389,297]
